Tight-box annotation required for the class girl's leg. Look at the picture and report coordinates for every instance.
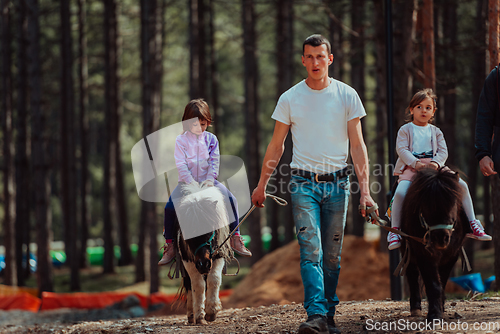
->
[163,199,176,241]
[213,181,240,233]
[387,180,412,250]
[459,178,492,241]
[213,180,251,256]
[458,178,475,221]
[391,180,412,229]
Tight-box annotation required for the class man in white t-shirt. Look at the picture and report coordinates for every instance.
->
[251,34,377,334]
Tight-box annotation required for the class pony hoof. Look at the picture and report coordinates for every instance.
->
[411,309,422,317]
[187,315,195,324]
[205,313,217,322]
[196,318,208,325]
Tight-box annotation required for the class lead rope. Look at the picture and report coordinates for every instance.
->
[212,193,288,257]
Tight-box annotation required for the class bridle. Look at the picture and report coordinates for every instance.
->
[419,212,455,247]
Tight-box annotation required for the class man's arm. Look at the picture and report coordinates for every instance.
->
[347,117,376,216]
[251,121,290,207]
[476,67,498,175]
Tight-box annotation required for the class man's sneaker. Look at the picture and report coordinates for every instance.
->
[230,235,252,257]
[327,316,341,334]
[387,227,402,250]
[158,243,175,266]
[467,219,492,241]
[298,314,328,334]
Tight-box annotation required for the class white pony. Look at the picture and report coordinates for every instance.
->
[174,183,233,324]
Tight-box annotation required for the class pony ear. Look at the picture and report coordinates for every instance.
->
[211,200,218,207]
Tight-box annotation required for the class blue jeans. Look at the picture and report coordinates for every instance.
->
[289,173,350,317]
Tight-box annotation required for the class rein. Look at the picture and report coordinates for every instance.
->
[212,193,288,257]
[194,231,216,257]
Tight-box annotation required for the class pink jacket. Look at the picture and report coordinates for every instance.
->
[174,131,220,184]
[393,123,448,175]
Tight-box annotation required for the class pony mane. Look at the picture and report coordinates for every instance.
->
[403,168,463,218]
[177,183,233,262]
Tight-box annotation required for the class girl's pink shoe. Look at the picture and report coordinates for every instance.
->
[387,227,402,250]
[467,219,492,241]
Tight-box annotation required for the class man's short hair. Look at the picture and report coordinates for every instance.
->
[303,34,331,55]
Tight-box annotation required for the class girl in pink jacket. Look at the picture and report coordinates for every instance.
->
[388,89,491,250]
[158,99,252,265]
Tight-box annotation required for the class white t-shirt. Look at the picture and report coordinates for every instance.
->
[410,122,432,155]
[271,78,366,174]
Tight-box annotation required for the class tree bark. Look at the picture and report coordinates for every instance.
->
[61,0,80,291]
[488,0,500,291]
[438,0,457,167]
[422,0,435,91]
[373,0,388,251]
[350,0,366,237]
[393,0,417,128]
[77,0,90,268]
[139,0,162,292]
[16,0,31,285]
[103,0,119,274]
[1,0,17,286]
[28,0,53,294]
[327,0,345,81]
[209,0,219,137]
[189,0,206,99]
[271,0,294,250]
[468,0,486,216]
[114,0,133,267]
[242,0,263,262]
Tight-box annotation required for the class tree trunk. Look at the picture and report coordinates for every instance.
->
[422,0,435,91]
[468,0,486,218]
[103,0,118,274]
[350,0,366,237]
[393,0,417,128]
[140,0,161,293]
[242,0,262,262]
[16,0,31,285]
[77,0,90,268]
[114,0,133,267]
[271,0,294,250]
[373,0,388,252]
[327,0,345,81]
[438,0,457,166]
[28,0,53,294]
[209,0,219,137]
[488,0,500,291]
[189,0,206,99]
[1,0,17,286]
[61,0,80,291]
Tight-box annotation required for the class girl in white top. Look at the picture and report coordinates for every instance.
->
[388,89,491,250]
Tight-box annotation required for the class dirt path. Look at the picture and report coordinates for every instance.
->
[2,297,500,333]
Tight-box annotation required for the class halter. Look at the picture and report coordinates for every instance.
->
[419,213,455,246]
[194,231,216,257]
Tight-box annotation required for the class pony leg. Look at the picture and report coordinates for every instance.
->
[183,260,207,324]
[417,262,443,321]
[406,262,422,317]
[186,290,194,323]
[438,258,459,314]
[205,258,224,322]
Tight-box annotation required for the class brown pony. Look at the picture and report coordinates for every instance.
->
[400,168,471,321]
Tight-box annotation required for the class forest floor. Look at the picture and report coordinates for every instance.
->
[1,297,500,333]
[1,235,498,333]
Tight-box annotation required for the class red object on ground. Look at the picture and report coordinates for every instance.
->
[0,292,41,312]
[40,291,149,310]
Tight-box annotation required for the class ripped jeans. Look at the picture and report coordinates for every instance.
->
[290,174,350,317]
